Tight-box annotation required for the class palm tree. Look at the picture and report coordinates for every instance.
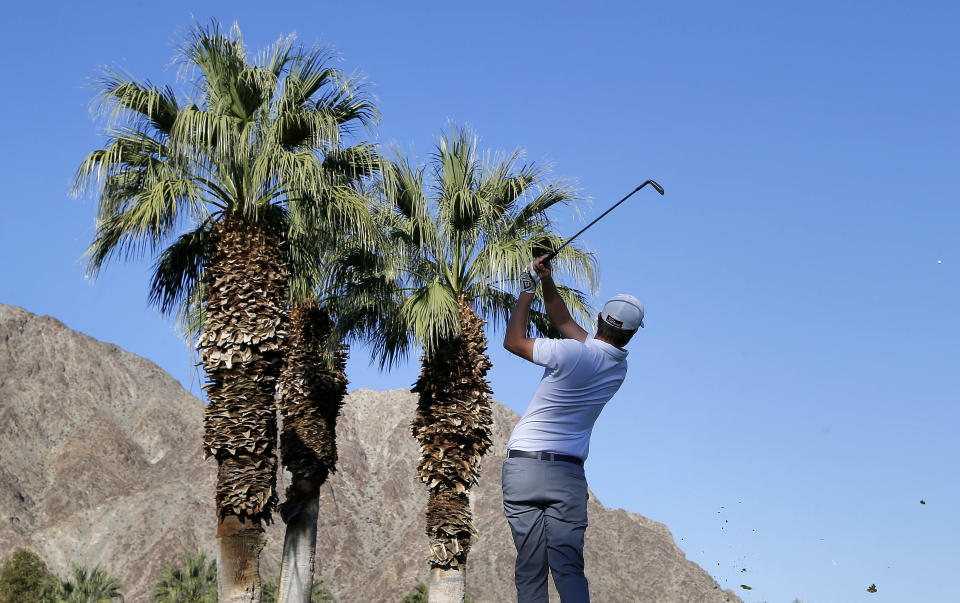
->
[75,21,376,602]
[358,126,597,601]
[151,551,217,602]
[52,563,124,602]
[270,102,381,603]
[274,300,348,603]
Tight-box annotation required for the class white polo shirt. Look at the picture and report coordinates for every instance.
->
[507,336,628,460]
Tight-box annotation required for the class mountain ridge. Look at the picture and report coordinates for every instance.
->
[0,303,740,602]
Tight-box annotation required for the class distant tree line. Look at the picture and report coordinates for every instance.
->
[1,549,476,602]
[0,549,337,603]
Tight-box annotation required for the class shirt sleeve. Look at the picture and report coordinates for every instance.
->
[532,338,572,369]
[531,338,557,368]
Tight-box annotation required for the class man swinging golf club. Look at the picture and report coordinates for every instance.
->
[502,255,644,603]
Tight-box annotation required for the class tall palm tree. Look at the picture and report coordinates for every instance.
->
[52,563,124,602]
[75,21,376,602]
[151,551,217,602]
[273,299,348,603]
[357,126,597,601]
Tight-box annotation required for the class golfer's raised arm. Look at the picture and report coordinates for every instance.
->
[534,256,588,342]
[503,289,536,361]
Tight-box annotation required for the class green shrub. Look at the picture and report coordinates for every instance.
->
[0,549,58,603]
[402,582,428,603]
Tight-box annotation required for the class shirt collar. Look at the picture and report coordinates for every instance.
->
[586,335,628,361]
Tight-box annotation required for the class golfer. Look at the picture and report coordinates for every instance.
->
[502,255,643,603]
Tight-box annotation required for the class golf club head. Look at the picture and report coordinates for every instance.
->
[641,179,665,195]
[546,179,664,261]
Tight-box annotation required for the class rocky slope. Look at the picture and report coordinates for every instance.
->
[0,304,739,602]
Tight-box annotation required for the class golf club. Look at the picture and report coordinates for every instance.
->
[543,180,665,262]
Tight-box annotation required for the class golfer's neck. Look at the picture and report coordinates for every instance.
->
[593,335,624,350]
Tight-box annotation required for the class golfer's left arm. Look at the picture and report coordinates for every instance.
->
[504,292,536,361]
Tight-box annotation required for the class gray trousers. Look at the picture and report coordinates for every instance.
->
[501,456,590,603]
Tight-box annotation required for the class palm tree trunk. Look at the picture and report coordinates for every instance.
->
[277,495,319,603]
[428,567,466,603]
[217,513,267,602]
[412,296,493,603]
[200,214,288,602]
[276,303,348,603]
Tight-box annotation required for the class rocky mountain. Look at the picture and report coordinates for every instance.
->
[0,303,740,602]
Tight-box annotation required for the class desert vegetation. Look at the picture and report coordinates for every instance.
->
[0,549,122,603]
[1,548,490,602]
[0,549,340,603]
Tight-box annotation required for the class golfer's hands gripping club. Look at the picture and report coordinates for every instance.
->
[519,256,551,295]
[531,255,551,281]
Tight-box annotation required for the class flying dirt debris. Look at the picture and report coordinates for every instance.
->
[921,499,926,504]
[740,585,752,590]
[867,584,878,593]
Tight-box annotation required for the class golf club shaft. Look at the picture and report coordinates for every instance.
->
[544,180,664,262]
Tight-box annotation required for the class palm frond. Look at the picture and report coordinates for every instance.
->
[401,280,461,354]
[278,46,339,108]
[84,176,203,277]
[365,124,599,363]
[177,21,267,121]
[312,71,380,132]
[96,72,180,134]
[149,220,212,316]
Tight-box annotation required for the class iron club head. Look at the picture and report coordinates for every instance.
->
[640,179,665,195]
[543,179,665,262]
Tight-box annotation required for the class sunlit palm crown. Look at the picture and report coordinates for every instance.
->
[350,126,598,362]
[75,21,378,327]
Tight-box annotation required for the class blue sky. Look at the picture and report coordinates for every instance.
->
[1,1,958,601]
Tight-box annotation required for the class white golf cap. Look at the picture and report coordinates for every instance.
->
[600,294,645,330]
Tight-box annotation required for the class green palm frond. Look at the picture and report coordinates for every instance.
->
[402,280,461,348]
[149,220,212,315]
[476,162,539,221]
[83,176,202,276]
[151,550,217,603]
[55,563,124,602]
[511,180,578,228]
[277,46,338,109]
[96,72,180,134]
[177,21,270,121]
[314,77,379,133]
[168,104,250,173]
[78,19,380,334]
[357,124,598,360]
[321,143,380,181]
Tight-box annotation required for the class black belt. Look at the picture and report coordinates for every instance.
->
[508,449,583,466]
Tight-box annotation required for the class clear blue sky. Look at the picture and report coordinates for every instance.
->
[2,2,957,601]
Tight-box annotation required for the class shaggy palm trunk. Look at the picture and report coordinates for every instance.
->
[199,214,288,603]
[412,296,493,603]
[275,303,347,603]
